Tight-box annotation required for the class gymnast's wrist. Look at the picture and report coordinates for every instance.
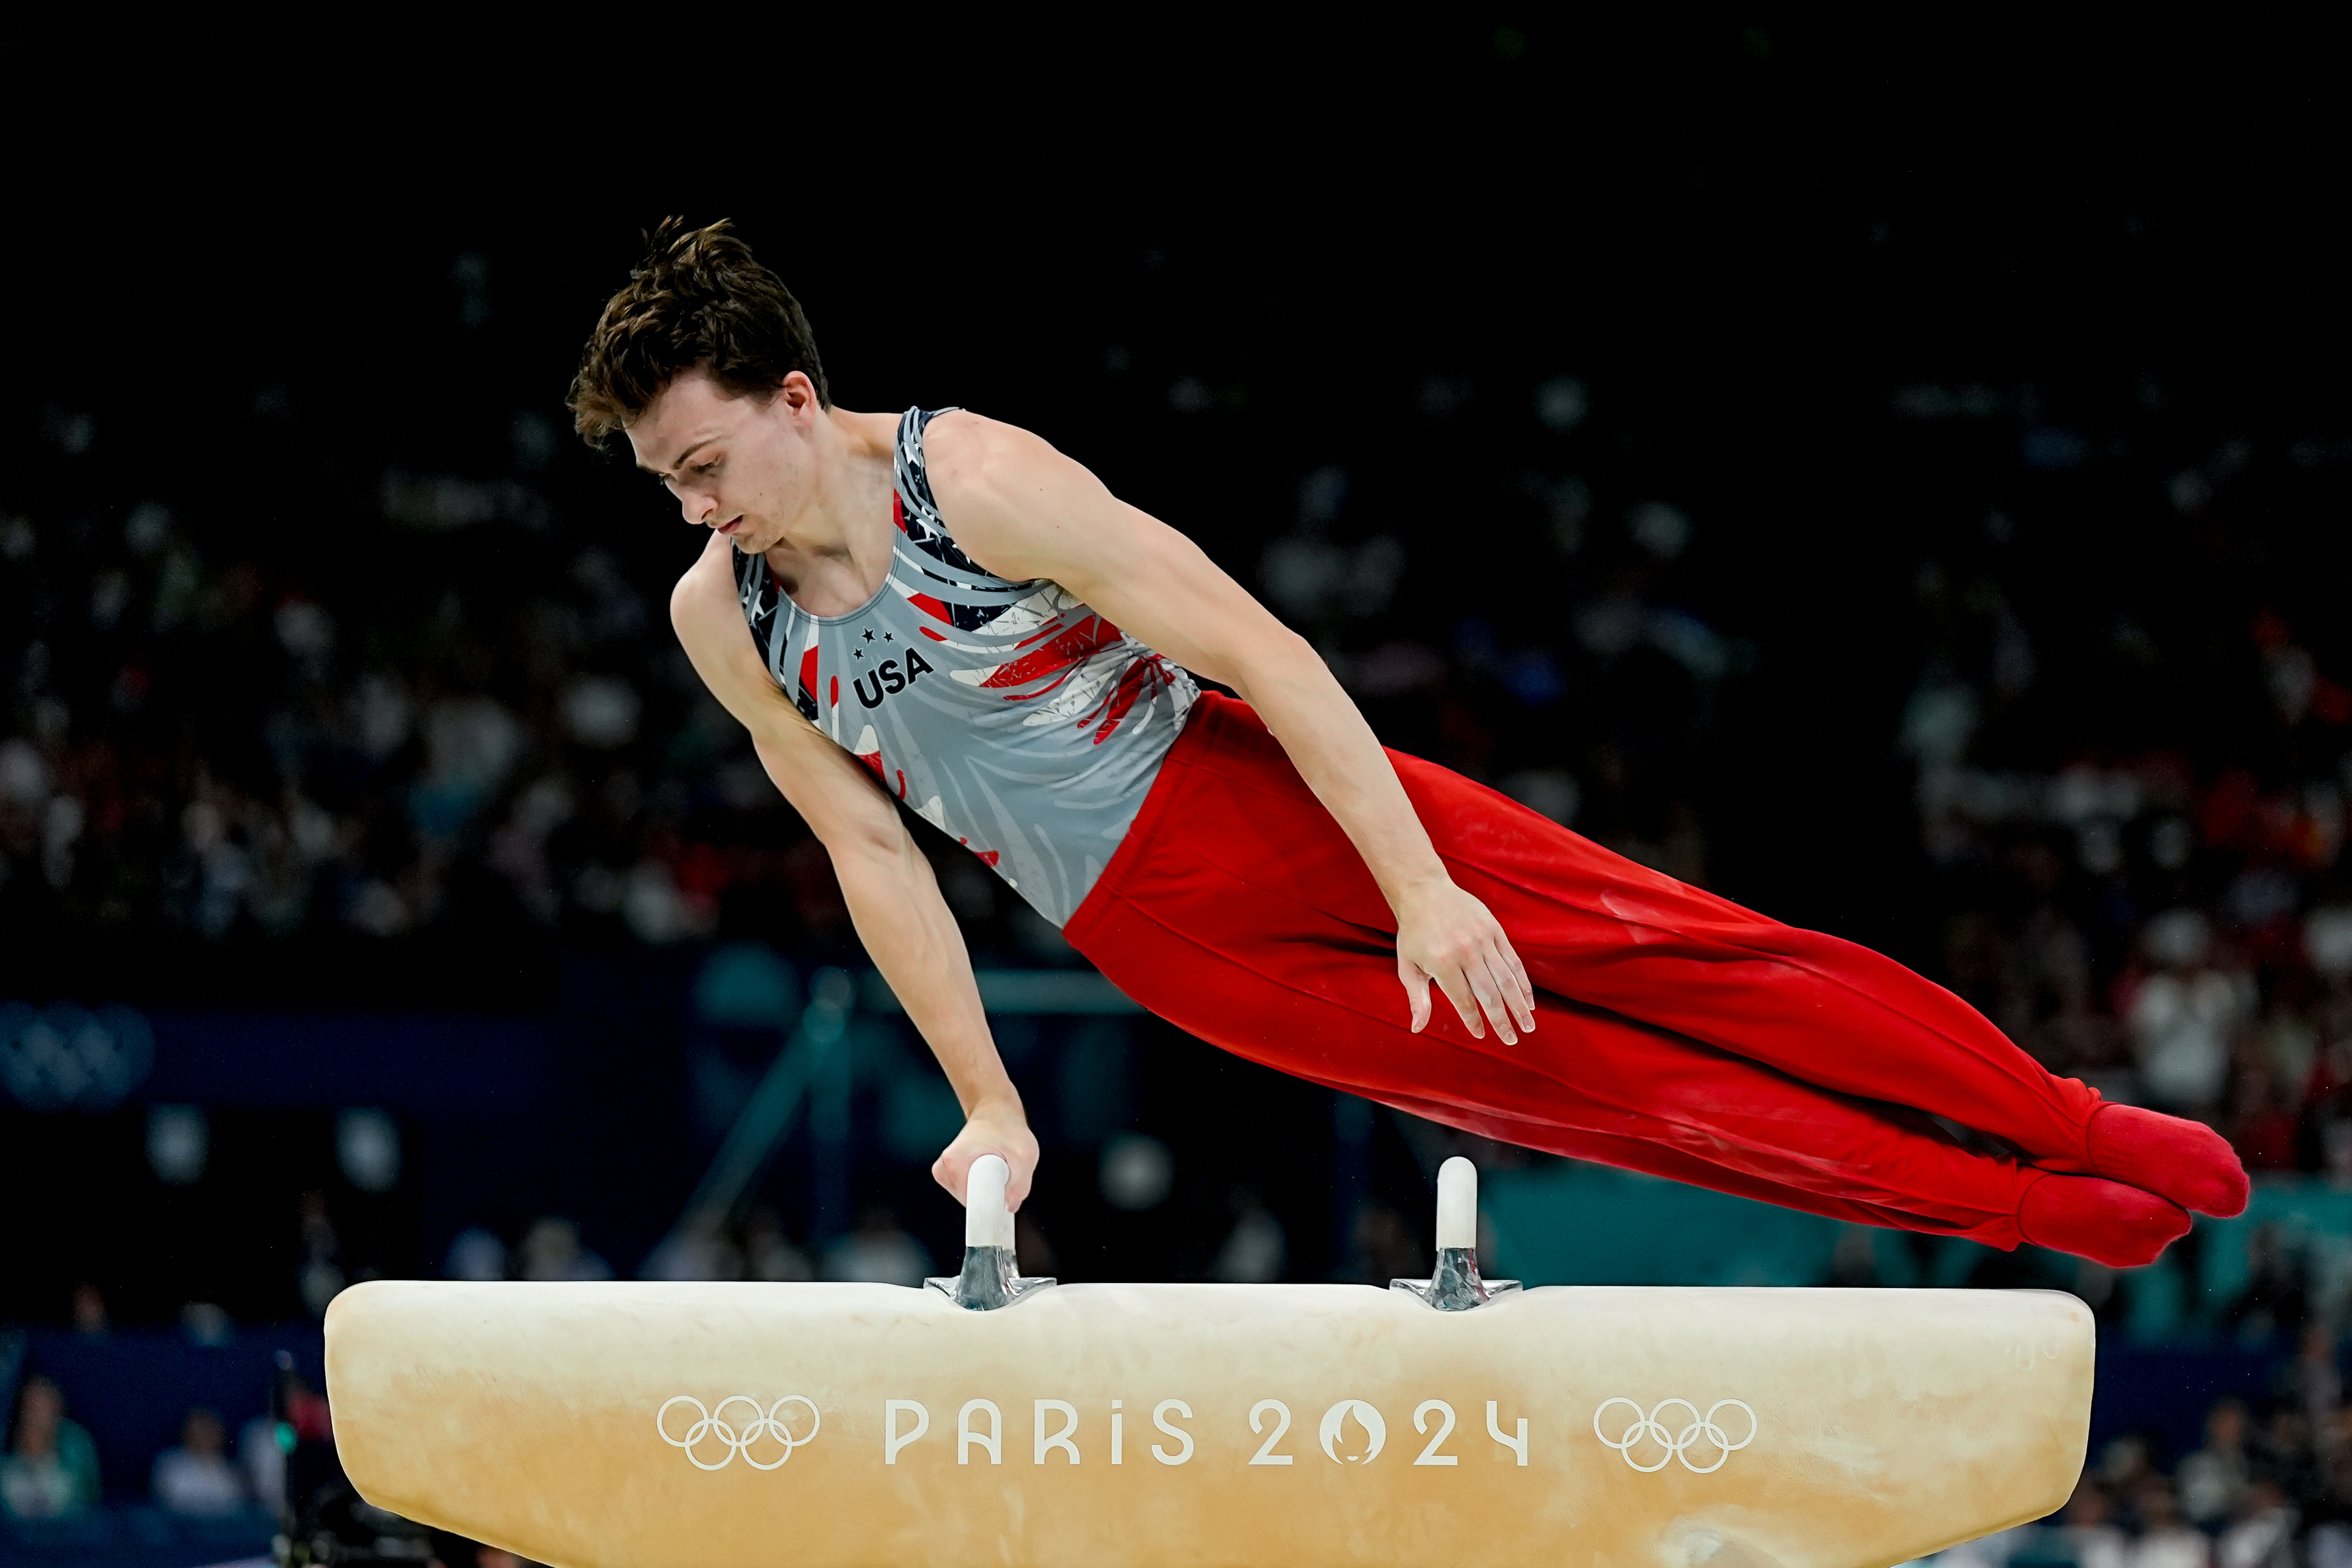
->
[1386,866,1458,909]
[964,1090,1028,1127]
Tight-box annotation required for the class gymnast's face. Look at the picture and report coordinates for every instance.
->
[629,365,821,555]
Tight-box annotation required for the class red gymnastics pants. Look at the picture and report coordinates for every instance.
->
[1063,693,2109,1251]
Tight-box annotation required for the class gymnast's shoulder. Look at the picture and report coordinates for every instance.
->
[920,411,1136,584]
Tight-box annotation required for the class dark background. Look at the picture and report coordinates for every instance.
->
[2,14,2351,1540]
[14,16,2346,978]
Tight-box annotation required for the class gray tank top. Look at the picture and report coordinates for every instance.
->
[732,408,1199,927]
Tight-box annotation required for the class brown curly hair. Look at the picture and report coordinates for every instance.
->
[567,217,830,448]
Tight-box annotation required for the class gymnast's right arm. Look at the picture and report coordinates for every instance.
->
[669,535,1039,1210]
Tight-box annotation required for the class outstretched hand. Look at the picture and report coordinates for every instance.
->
[1396,878,1537,1044]
[932,1102,1040,1212]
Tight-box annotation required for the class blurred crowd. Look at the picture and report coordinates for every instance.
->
[1929,1363,2352,1568]
[9,363,2347,1140]
[2,237,2350,1357]
[0,470,795,956]
[1894,398,2352,1190]
[4,360,2351,1566]
[0,1362,311,1531]
[0,349,1738,981]
[2,1377,266,1523]
[1,1365,540,1564]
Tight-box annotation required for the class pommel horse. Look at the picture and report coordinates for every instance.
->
[326,1158,2093,1568]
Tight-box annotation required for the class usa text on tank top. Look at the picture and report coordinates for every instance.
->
[732,408,1198,927]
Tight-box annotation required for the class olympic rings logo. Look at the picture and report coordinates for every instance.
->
[1592,1398,1757,1474]
[657,1396,821,1470]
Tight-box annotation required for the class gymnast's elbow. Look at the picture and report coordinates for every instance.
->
[817,800,926,889]
[1219,622,1328,705]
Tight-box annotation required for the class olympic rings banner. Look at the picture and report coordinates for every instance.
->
[327,1280,2093,1568]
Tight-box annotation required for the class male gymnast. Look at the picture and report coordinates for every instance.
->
[568,219,2247,1269]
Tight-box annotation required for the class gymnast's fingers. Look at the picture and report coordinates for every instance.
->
[933,1138,1026,1212]
[1435,961,1487,1040]
[1482,946,1535,1037]
[1465,957,1518,1046]
[1491,937,1537,1031]
[1398,952,1433,1033]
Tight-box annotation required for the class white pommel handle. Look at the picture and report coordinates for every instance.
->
[965,1154,1016,1249]
[1435,1157,1478,1251]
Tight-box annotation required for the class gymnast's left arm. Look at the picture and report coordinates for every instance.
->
[920,412,1538,1046]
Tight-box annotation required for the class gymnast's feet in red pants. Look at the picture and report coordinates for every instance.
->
[2080,1103,2251,1218]
[2018,1175,2191,1268]
[2012,1106,2245,1267]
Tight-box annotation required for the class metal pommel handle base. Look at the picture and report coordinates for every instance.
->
[1391,1157,1520,1311]
[924,1155,1056,1311]
[1391,1246,1522,1311]
[927,1244,1057,1311]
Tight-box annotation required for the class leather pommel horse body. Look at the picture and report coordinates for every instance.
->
[325,1274,2093,1568]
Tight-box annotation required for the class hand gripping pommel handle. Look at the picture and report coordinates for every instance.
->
[925,1155,1056,1311]
[1391,1157,1521,1311]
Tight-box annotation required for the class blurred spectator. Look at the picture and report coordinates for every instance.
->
[285,1378,333,1447]
[0,1376,98,1520]
[68,1282,108,1336]
[2100,1434,2159,1497]
[1935,1524,2023,1568]
[2301,1028,2352,1182]
[2225,1227,2311,1347]
[2228,1053,2301,1172]
[1824,1226,1884,1288]
[741,1207,813,1282]
[153,1407,247,1515]
[2129,1479,2211,1568]
[237,1410,287,1515]
[181,1300,234,1346]
[2311,1450,2352,1568]
[445,1226,510,1281]
[2061,1482,2127,1568]
[517,1217,613,1282]
[1212,1193,1288,1284]
[298,1189,347,1316]
[641,1212,744,1282]
[2277,1322,2345,1437]
[1929,1532,2003,1568]
[2252,1405,2320,1505]
[821,1207,931,1286]
[2129,912,2255,1116]
[2178,1398,2252,1527]
[2215,1478,2298,1568]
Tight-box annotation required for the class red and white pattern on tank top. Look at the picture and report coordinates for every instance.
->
[731,408,1198,927]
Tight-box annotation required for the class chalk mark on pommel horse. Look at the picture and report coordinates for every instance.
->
[326,1157,2094,1568]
